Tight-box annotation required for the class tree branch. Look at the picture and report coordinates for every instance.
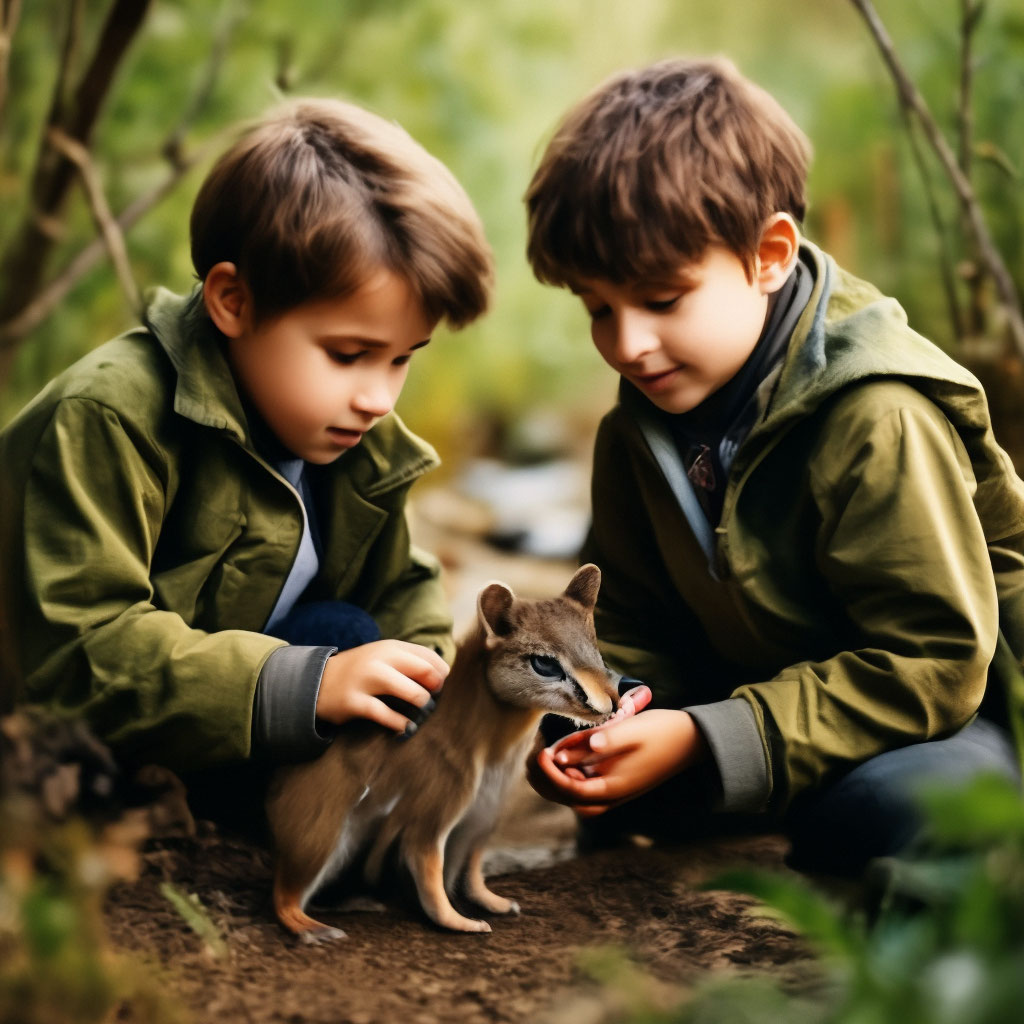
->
[0,0,23,136]
[162,4,241,169]
[0,0,150,326]
[848,0,1024,356]
[48,127,141,317]
[0,132,223,352]
[900,105,965,340]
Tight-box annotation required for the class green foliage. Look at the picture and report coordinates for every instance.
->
[159,881,227,959]
[0,819,186,1024]
[1,1,1022,460]
[577,775,1024,1024]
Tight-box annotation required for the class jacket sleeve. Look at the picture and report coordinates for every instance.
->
[732,388,999,810]
[21,398,286,772]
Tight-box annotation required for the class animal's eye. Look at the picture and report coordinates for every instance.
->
[529,654,565,679]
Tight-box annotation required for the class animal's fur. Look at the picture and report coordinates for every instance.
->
[266,563,618,940]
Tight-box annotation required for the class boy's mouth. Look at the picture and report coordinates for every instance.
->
[326,427,364,447]
[632,367,680,393]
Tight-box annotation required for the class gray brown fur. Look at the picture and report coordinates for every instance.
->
[266,563,618,940]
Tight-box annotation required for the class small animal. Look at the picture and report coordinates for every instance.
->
[266,563,619,941]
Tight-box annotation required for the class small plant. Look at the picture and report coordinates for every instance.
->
[0,711,187,1024]
[572,774,1024,1024]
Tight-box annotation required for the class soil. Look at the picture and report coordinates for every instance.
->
[100,515,814,1024]
[105,800,810,1024]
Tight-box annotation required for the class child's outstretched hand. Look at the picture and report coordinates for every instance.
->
[316,640,449,734]
[528,688,706,816]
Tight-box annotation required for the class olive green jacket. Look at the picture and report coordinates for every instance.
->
[583,242,1024,813]
[0,290,453,772]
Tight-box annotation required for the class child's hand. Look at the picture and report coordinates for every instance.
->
[528,709,706,816]
[316,640,449,733]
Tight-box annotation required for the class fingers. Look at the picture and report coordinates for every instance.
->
[316,641,449,729]
[379,642,449,693]
[550,716,641,768]
[533,747,622,806]
[608,684,652,721]
[373,661,442,710]
[353,693,417,735]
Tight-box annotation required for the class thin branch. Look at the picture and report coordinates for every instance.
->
[849,0,1024,357]
[162,3,241,168]
[0,132,223,351]
[900,104,965,340]
[0,0,151,357]
[0,0,23,135]
[48,127,141,316]
[957,0,980,177]
[0,0,235,355]
[957,0,987,338]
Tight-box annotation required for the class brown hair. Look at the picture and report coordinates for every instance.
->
[191,98,493,327]
[526,57,810,286]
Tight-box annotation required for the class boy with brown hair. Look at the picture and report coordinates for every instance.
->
[525,57,1024,873]
[0,98,492,788]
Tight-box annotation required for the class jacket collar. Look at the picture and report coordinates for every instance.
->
[758,241,985,438]
[144,286,250,443]
[142,287,440,491]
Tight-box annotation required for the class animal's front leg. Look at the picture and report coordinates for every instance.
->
[406,839,492,933]
[463,845,520,916]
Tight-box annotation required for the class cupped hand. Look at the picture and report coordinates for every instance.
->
[315,639,449,732]
[529,708,706,816]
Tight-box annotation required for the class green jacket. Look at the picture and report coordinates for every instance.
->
[0,290,453,772]
[583,242,1024,814]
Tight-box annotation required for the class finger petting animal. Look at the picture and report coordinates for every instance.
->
[266,563,619,942]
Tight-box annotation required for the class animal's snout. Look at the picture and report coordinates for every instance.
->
[574,668,618,716]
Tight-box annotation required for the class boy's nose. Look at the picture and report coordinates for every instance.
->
[352,379,395,418]
[611,314,658,366]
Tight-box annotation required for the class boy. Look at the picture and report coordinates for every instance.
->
[524,58,1024,874]
[0,99,492,792]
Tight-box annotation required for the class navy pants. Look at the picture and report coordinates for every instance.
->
[553,704,1020,876]
[265,600,381,650]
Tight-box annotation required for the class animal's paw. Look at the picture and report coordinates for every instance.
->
[475,893,520,915]
[298,924,348,945]
[444,915,492,933]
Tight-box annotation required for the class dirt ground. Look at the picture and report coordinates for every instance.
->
[104,797,809,1024]
[99,510,814,1024]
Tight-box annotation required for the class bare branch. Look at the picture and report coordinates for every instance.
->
[900,105,966,340]
[0,0,235,358]
[0,0,23,135]
[162,4,241,168]
[849,0,1024,356]
[0,132,223,351]
[958,0,980,177]
[0,0,151,379]
[48,127,141,317]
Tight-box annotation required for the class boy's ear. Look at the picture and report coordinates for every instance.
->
[203,262,251,339]
[755,213,800,295]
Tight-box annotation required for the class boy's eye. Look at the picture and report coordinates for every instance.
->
[585,304,611,321]
[328,350,362,365]
[392,354,413,367]
[529,654,566,680]
[645,296,681,313]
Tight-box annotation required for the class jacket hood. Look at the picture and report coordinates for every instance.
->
[760,242,986,440]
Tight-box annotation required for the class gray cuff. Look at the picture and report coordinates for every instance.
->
[252,645,337,762]
[684,699,770,814]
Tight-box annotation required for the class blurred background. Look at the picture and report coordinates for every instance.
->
[1,0,1022,609]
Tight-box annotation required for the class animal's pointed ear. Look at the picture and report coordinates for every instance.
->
[478,582,515,647]
[564,563,601,611]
